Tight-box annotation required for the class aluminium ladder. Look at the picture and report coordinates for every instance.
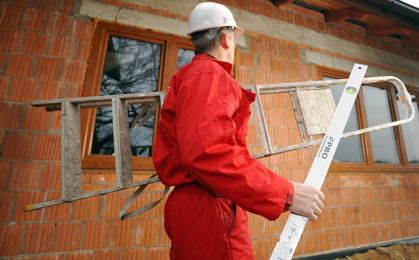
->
[25,65,415,232]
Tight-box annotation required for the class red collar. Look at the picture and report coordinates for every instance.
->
[192,54,233,74]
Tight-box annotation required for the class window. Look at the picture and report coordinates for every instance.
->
[81,22,194,169]
[320,68,419,171]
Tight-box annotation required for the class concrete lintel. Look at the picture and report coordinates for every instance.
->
[79,0,247,49]
[79,0,418,77]
[302,49,418,87]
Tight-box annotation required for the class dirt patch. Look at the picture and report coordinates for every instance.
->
[337,244,419,260]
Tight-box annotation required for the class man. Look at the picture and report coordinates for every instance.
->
[153,2,325,259]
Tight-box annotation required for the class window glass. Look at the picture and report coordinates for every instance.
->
[177,48,194,71]
[328,80,363,162]
[91,36,161,156]
[364,86,400,163]
[398,94,419,164]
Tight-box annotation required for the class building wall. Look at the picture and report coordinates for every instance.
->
[0,0,418,259]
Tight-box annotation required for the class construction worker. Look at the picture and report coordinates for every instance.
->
[153,2,325,259]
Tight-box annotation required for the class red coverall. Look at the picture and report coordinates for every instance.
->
[153,54,294,259]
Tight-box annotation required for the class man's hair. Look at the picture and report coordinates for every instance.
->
[190,26,234,55]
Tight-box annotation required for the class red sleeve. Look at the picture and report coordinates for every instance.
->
[175,72,293,220]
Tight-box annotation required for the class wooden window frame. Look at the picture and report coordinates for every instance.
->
[80,21,193,170]
[318,66,419,172]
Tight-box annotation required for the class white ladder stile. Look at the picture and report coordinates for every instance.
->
[270,64,368,260]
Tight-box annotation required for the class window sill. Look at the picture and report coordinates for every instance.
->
[330,163,419,173]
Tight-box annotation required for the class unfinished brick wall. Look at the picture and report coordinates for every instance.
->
[0,0,418,259]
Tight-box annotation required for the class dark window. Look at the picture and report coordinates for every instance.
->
[91,37,162,157]
[81,22,193,169]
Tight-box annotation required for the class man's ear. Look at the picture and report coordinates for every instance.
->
[219,32,230,50]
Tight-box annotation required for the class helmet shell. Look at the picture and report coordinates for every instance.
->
[188,2,244,36]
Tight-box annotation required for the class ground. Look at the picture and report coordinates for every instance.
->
[337,243,419,260]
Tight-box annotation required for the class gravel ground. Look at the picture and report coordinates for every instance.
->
[336,243,419,260]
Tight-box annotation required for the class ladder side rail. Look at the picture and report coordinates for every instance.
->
[112,97,133,188]
[61,100,83,200]
[24,175,161,211]
[253,85,273,156]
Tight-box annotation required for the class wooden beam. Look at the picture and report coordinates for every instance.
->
[325,8,369,23]
[271,0,293,7]
[368,25,415,38]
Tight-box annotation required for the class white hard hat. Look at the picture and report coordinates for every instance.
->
[187,2,244,36]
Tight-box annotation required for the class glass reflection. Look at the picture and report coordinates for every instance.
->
[177,48,194,71]
[91,36,161,157]
[329,80,363,162]
[364,86,399,163]
[398,94,419,164]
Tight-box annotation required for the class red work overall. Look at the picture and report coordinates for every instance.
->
[153,54,293,259]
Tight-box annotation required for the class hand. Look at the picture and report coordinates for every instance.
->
[289,181,325,221]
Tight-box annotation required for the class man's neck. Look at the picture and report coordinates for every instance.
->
[206,49,232,64]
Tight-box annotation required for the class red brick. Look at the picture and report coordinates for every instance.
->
[22,106,50,131]
[62,61,87,85]
[50,110,62,130]
[22,223,54,253]
[305,16,318,31]
[9,78,38,102]
[32,134,61,161]
[39,163,61,191]
[95,250,123,260]
[35,57,63,81]
[135,219,160,246]
[54,222,82,251]
[13,191,44,221]
[0,161,12,190]
[1,131,33,159]
[83,221,110,249]
[123,249,147,260]
[0,102,24,129]
[8,161,41,191]
[73,39,91,60]
[1,4,23,27]
[0,28,20,51]
[147,248,170,259]
[61,0,76,15]
[47,13,70,36]
[48,36,73,59]
[8,0,34,6]
[0,192,13,221]
[66,252,94,260]
[66,83,80,97]
[5,54,34,77]
[21,31,49,55]
[72,196,99,221]
[293,12,305,27]
[0,77,10,100]
[0,223,23,256]
[33,0,62,13]
[71,19,94,40]
[109,220,135,248]
[316,20,326,33]
[38,81,66,100]
[43,191,72,221]
[20,9,49,32]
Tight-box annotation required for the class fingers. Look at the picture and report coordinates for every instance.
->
[289,182,326,221]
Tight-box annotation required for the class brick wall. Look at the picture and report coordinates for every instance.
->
[0,0,418,259]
